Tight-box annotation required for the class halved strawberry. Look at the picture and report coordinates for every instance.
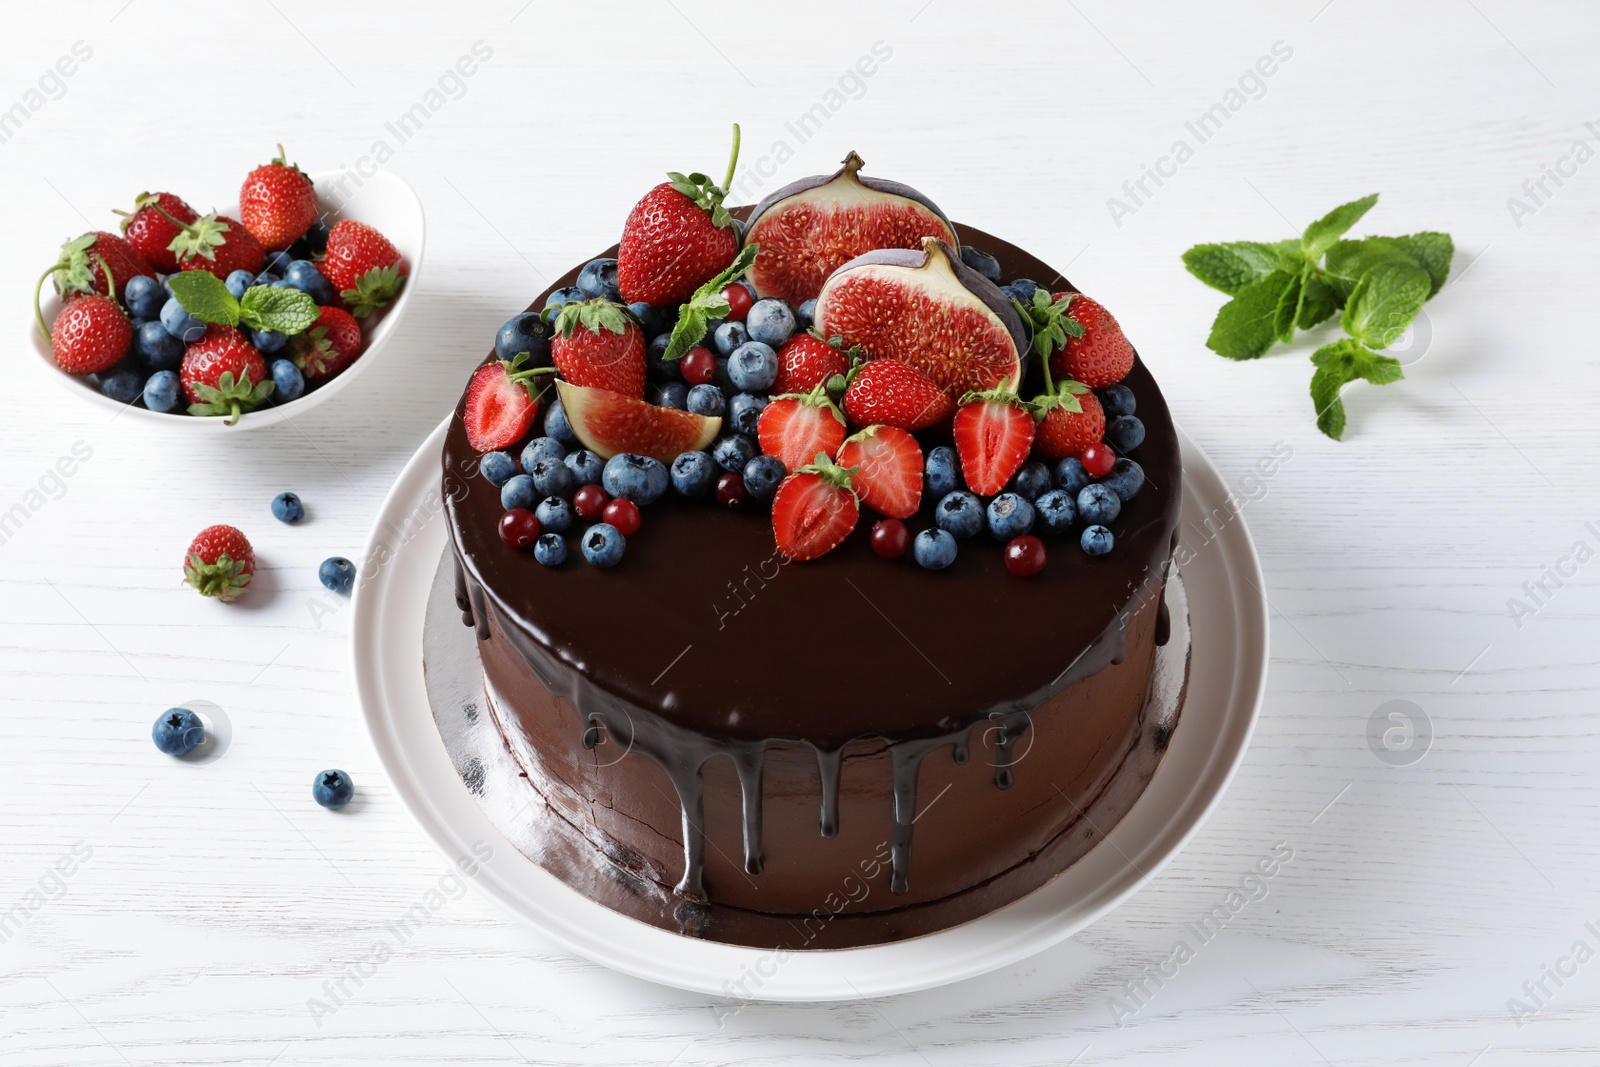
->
[463,354,547,451]
[771,453,860,561]
[1032,381,1105,462]
[772,332,850,395]
[836,424,922,520]
[556,380,720,462]
[550,299,646,398]
[838,359,952,431]
[757,384,846,473]
[953,387,1035,495]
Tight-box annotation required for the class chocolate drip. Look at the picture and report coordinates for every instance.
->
[888,737,950,895]
[813,745,842,839]
[468,582,489,641]
[731,746,766,875]
[989,711,1031,790]
[453,555,474,628]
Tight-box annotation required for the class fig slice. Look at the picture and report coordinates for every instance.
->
[743,151,958,305]
[814,237,1025,399]
[556,380,720,462]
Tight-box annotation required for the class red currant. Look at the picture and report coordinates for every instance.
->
[681,346,717,385]
[715,471,749,509]
[870,518,909,559]
[1080,442,1115,478]
[1004,535,1046,577]
[498,508,540,548]
[573,484,609,521]
[722,283,753,322]
[603,497,641,535]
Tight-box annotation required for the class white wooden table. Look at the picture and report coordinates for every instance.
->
[3,1,1597,1062]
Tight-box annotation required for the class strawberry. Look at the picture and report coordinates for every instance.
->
[773,332,850,395]
[836,424,922,520]
[240,145,318,251]
[294,306,364,380]
[839,359,953,432]
[322,220,406,317]
[1032,381,1105,462]
[1017,290,1135,389]
[953,387,1036,495]
[771,453,860,561]
[463,353,549,451]
[757,384,846,472]
[170,213,265,280]
[182,525,256,603]
[550,300,646,399]
[617,125,743,307]
[116,192,199,273]
[46,295,132,375]
[180,325,272,424]
[40,231,155,306]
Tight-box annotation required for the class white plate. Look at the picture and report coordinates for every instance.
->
[29,168,424,431]
[351,419,1268,1002]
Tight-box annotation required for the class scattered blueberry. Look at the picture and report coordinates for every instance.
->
[795,298,818,331]
[687,383,726,417]
[543,286,587,315]
[745,299,796,348]
[99,366,143,404]
[935,490,984,539]
[534,532,568,566]
[960,246,1003,284]
[254,272,282,289]
[143,369,181,413]
[727,341,778,392]
[225,269,257,300]
[500,474,538,510]
[913,528,958,570]
[986,493,1035,540]
[1102,458,1145,502]
[136,320,184,369]
[1081,524,1114,556]
[925,446,961,495]
[519,436,566,472]
[1012,461,1051,501]
[1034,489,1077,532]
[251,328,287,355]
[271,359,305,403]
[535,495,574,533]
[544,397,576,444]
[628,302,664,338]
[272,491,305,523]
[1077,483,1122,525]
[563,449,604,486]
[671,451,717,497]
[713,320,750,357]
[1107,415,1145,452]
[655,382,688,409]
[581,523,626,568]
[263,249,296,276]
[1054,456,1092,496]
[576,257,620,301]
[742,455,786,499]
[602,453,668,505]
[1007,278,1041,305]
[711,434,758,473]
[152,707,204,756]
[496,312,553,363]
[319,557,356,594]
[530,457,575,497]
[124,274,166,321]
[312,769,354,809]
[727,392,767,434]
[1099,384,1136,418]
[160,296,206,343]
[284,260,336,304]
[480,451,517,486]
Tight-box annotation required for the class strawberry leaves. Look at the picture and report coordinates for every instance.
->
[339,263,404,318]
[169,270,318,336]
[1012,289,1085,365]
[662,243,759,362]
[187,369,275,425]
[550,298,632,338]
[666,123,743,230]
[166,211,232,264]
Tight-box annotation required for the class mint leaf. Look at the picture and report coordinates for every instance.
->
[1392,232,1454,296]
[1341,261,1431,349]
[1309,337,1403,439]
[1272,269,1307,344]
[1303,193,1379,256]
[1181,241,1292,295]
[168,271,240,327]
[1309,362,1349,440]
[239,286,319,336]
[1297,272,1341,329]
[1206,270,1296,360]
[662,244,759,362]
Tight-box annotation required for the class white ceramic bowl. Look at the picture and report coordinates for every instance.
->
[28,168,424,431]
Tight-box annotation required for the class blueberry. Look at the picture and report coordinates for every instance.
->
[1007,278,1041,305]
[1012,461,1051,501]
[125,274,166,321]
[1035,489,1077,532]
[602,453,668,505]
[727,341,778,392]
[712,434,758,473]
[254,272,283,288]
[581,523,626,568]
[628,302,664,338]
[225,269,256,300]
[727,392,767,434]
[272,491,305,523]
[496,312,553,363]
[925,446,961,495]
[648,332,673,363]
[160,296,206,343]
[530,457,575,497]
[534,532,567,566]
[99,366,143,404]
[742,455,786,499]
[520,436,565,472]
[136,321,184,369]
[745,299,796,348]
[935,490,984,539]
[960,246,1003,284]
[576,257,620,301]
[251,328,287,355]
[712,320,750,358]
[284,260,335,304]
[671,451,717,497]
[1077,483,1121,525]
[263,249,297,276]
[913,528,958,570]
[1102,458,1145,502]
[795,298,818,331]
[535,495,574,533]
[654,382,688,409]
[319,557,356,594]
[987,492,1035,540]
[271,359,305,403]
[142,369,181,413]
[480,451,517,486]
[687,383,726,417]
[1081,524,1114,556]
[563,449,604,486]
[1107,415,1145,452]
[544,397,576,444]
[291,222,330,258]
[1054,456,1091,495]
[312,769,354,809]
[501,474,538,510]
[543,286,587,315]
[152,707,204,756]
[1099,384,1136,418]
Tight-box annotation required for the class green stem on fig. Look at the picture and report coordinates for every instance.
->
[722,123,741,195]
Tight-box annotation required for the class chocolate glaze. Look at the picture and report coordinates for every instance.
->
[442,220,1182,916]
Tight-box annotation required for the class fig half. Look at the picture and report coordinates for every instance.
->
[815,238,1025,399]
[744,152,957,305]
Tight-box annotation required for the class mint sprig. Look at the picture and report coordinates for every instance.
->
[169,271,319,336]
[662,243,759,363]
[1182,194,1454,439]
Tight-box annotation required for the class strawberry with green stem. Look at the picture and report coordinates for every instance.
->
[463,352,552,452]
[115,192,199,273]
[239,144,317,251]
[36,231,154,307]
[618,123,745,308]
[294,306,364,379]
[953,385,1035,495]
[833,357,952,432]
[180,325,273,425]
[182,525,256,603]
[35,259,132,375]
[322,220,407,317]
[161,208,265,280]
[549,299,647,398]
[757,382,847,472]
[771,451,860,561]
